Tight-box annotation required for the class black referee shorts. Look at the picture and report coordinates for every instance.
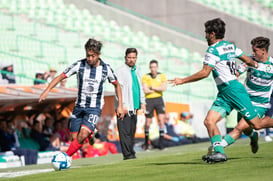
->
[145,97,165,118]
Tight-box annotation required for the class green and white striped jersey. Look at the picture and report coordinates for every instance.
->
[203,40,243,91]
[237,56,273,108]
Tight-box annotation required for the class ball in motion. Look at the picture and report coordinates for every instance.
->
[51,152,71,171]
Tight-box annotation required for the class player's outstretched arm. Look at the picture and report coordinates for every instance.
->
[113,81,124,120]
[168,64,213,86]
[39,73,66,103]
[239,54,258,68]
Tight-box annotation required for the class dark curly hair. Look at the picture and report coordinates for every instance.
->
[84,38,103,54]
[205,18,226,39]
[251,37,270,52]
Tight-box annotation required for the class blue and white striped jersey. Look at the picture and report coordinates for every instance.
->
[63,58,117,109]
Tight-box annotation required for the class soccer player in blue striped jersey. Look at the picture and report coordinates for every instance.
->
[169,18,265,163]
[39,38,124,158]
[220,37,273,153]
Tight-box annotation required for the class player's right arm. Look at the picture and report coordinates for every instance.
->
[39,73,66,103]
[235,46,258,68]
[238,54,258,68]
[39,61,79,103]
[168,64,213,86]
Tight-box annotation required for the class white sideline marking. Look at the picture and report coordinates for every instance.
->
[0,169,53,178]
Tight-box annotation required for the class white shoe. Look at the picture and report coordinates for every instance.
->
[264,136,272,142]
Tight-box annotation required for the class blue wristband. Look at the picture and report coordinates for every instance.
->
[171,137,179,142]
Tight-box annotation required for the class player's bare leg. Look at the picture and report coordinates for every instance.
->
[66,128,92,157]
[158,113,165,150]
[218,114,261,156]
[203,110,227,163]
[88,128,97,145]
[223,118,259,153]
[248,116,273,130]
[144,118,152,150]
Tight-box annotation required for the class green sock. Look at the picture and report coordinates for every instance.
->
[211,135,225,154]
[250,131,258,142]
[224,134,235,146]
[245,129,257,141]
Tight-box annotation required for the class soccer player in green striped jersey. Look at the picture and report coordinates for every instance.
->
[169,18,273,163]
[220,37,273,153]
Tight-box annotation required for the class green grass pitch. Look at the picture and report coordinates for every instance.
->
[1,138,273,181]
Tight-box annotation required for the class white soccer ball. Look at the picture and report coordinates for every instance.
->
[51,152,72,171]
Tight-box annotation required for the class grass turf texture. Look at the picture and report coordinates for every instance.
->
[1,138,273,181]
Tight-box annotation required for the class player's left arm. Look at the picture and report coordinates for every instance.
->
[168,64,213,86]
[112,80,124,120]
[239,54,258,68]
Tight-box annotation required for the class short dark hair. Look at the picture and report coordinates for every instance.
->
[85,38,103,54]
[125,48,138,56]
[251,36,270,52]
[149,59,158,65]
[205,18,226,39]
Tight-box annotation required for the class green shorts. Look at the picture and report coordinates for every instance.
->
[237,106,267,122]
[210,80,257,122]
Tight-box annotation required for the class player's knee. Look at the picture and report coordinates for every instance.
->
[248,121,262,130]
[70,133,77,141]
[251,124,262,130]
[248,117,263,130]
[204,119,212,128]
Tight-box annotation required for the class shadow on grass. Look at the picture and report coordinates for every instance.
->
[228,156,264,160]
[146,156,264,166]
[146,160,204,165]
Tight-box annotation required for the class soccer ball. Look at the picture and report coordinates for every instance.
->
[51,152,71,171]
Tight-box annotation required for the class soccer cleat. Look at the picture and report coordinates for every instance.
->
[123,155,136,160]
[206,152,227,164]
[202,145,214,161]
[250,132,259,153]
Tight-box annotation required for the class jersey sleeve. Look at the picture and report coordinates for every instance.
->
[107,65,118,83]
[235,46,244,58]
[161,73,167,83]
[237,62,247,74]
[63,62,79,78]
[203,47,220,67]
[142,74,149,84]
